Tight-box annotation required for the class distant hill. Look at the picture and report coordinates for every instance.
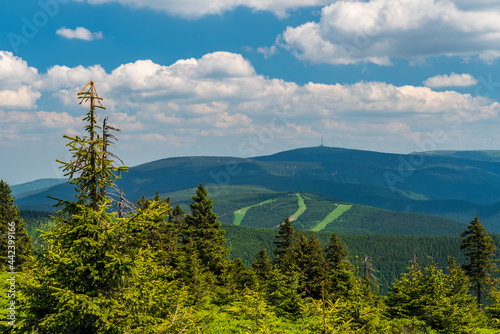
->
[14,146,500,233]
[421,150,500,162]
[161,185,466,236]
[11,178,66,199]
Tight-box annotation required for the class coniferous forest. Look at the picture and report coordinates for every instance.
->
[3,82,500,333]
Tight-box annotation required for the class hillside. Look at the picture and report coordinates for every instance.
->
[14,146,500,232]
[161,185,466,236]
[11,178,66,199]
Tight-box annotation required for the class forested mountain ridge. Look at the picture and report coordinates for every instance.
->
[14,146,500,232]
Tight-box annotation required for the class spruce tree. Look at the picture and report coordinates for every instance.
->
[386,258,482,332]
[296,233,327,299]
[272,217,298,271]
[460,216,497,307]
[251,246,272,281]
[324,233,355,298]
[0,180,33,271]
[18,81,196,333]
[183,183,227,275]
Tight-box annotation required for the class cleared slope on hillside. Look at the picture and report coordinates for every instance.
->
[160,185,466,236]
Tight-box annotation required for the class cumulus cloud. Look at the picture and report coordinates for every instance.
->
[0,109,80,145]
[81,0,331,18]
[0,86,41,109]
[42,51,495,122]
[423,73,479,88]
[2,50,499,157]
[0,51,39,89]
[56,27,103,41]
[277,0,500,65]
[0,53,42,109]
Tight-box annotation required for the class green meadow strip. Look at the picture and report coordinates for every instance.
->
[312,204,352,232]
[289,193,307,221]
[233,198,279,225]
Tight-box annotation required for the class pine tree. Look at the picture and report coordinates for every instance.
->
[460,216,497,307]
[324,233,355,298]
[183,183,227,275]
[0,180,33,271]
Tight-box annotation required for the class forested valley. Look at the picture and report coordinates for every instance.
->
[3,82,500,333]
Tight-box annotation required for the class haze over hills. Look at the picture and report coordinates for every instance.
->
[13,146,500,233]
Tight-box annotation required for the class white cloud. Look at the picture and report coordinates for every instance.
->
[423,73,479,88]
[0,51,39,89]
[278,0,500,65]
[2,51,499,161]
[0,52,41,109]
[257,45,278,58]
[0,86,41,109]
[0,110,78,128]
[81,0,331,18]
[56,27,103,41]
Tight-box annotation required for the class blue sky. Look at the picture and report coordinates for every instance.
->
[1,0,500,185]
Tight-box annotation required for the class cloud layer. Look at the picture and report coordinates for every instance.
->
[81,0,331,17]
[1,50,498,159]
[277,0,500,65]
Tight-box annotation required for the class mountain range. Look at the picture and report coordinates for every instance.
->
[13,146,500,233]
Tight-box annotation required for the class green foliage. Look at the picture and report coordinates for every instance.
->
[251,247,272,282]
[324,233,355,298]
[300,296,356,333]
[265,268,303,320]
[0,180,33,272]
[295,233,328,299]
[386,258,484,333]
[19,210,54,248]
[184,183,227,275]
[330,205,465,236]
[55,82,127,211]
[272,217,298,271]
[461,217,498,307]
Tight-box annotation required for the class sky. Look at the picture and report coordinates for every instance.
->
[1,0,500,185]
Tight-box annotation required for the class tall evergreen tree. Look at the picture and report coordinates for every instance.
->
[272,217,298,271]
[56,81,127,211]
[0,180,33,271]
[324,233,355,298]
[252,246,272,281]
[460,216,498,307]
[296,233,327,299]
[183,183,227,275]
[18,81,198,333]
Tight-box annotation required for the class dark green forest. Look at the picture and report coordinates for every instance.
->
[4,82,500,333]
